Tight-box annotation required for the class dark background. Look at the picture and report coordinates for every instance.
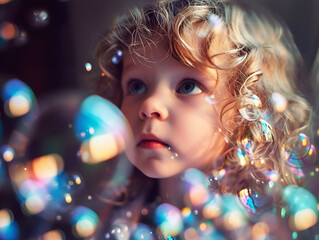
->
[1,0,319,98]
[0,0,319,239]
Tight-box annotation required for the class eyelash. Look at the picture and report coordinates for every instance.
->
[125,78,206,96]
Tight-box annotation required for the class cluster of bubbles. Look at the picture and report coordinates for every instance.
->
[0,78,132,239]
[0,4,50,50]
[0,50,319,239]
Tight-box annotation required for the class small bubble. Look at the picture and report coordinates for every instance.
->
[205,95,218,105]
[85,62,92,72]
[271,92,288,112]
[29,9,50,28]
[112,50,123,64]
[239,95,262,121]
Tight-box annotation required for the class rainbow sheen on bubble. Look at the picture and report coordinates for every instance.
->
[154,203,184,237]
[1,145,15,162]
[239,95,262,121]
[0,209,19,240]
[283,185,318,231]
[239,170,282,214]
[283,133,317,169]
[74,95,129,163]
[132,223,155,240]
[2,79,35,117]
[71,206,99,238]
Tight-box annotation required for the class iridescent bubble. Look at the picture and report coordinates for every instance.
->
[112,50,123,64]
[202,194,222,219]
[0,213,19,240]
[71,206,99,238]
[188,183,210,206]
[271,92,288,113]
[74,95,130,163]
[1,145,15,162]
[183,168,207,186]
[254,119,274,142]
[0,209,13,228]
[28,9,50,28]
[283,133,316,169]
[154,203,184,237]
[2,78,36,117]
[283,185,318,231]
[239,170,282,214]
[221,194,247,230]
[109,222,130,240]
[239,95,262,121]
[85,62,92,72]
[132,223,155,240]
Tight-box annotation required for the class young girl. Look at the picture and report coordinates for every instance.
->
[95,0,316,238]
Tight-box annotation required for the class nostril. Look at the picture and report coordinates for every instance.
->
[151,112,160,118]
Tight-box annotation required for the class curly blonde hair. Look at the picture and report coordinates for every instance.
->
[96,0,313,196]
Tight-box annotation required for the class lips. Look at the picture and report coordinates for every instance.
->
[137,134,169,149]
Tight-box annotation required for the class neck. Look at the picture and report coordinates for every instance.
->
[158,174,187,209]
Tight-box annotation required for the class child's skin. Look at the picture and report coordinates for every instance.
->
[120,40,229,179]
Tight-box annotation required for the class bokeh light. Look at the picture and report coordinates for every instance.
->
[2,78,35,117]
[0,22,17,40]
[1,145,15,162]
[271,92,288,112]
[28,9,50,28]
[132,223,155,240]
[0,0,13,4]
[71,206,99,238]
[154,203,184,237]
[283,185,318,231]
[74,95,130,164]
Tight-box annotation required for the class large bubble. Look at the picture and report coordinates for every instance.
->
[154,203,184,237]
[283,185,318,231]
[5,91,133,238]
[74,95,130,164]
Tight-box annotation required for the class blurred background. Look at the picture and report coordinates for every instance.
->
[0,0,319,239]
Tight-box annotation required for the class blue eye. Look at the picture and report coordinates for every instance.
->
[127,79,146,95]
[177,80,202,95]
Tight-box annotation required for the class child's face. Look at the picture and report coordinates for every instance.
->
[120,43,228,178]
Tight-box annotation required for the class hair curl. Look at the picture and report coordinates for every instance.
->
[96,0,313,196]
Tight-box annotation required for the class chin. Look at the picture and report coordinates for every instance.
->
[136,165,179,179]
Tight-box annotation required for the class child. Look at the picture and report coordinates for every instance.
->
[95,0,315,238]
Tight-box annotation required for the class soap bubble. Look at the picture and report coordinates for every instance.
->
[283,185,318,231]
[6,91,133,234]
[239,95,262,121]
[71,206,99,238]
[28,9,50,28]
[132,224,155,240]
[283,133,316,169]
[154,203,184,237]
[2,78,36,117]
[239,170,282,214]
[74,95,130,164]
[112,50,123,64]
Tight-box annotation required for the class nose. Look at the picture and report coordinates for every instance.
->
[139,95,169,120]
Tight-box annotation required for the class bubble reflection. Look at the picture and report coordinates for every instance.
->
[2,79,35,117]
[74,95,129,164]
